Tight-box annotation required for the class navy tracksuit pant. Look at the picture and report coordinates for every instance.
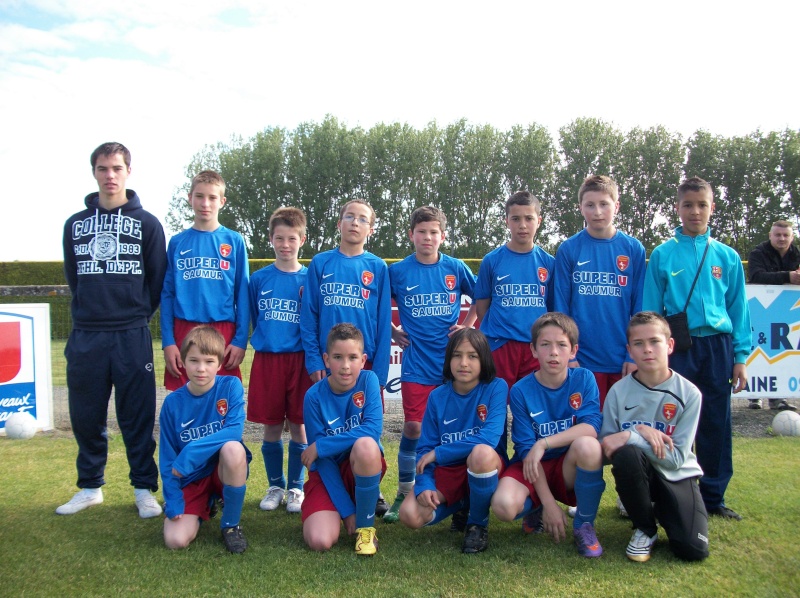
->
[65,327,158,491]
[669,333,734,511]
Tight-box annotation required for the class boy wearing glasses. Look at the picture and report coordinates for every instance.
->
[301,199,392,394]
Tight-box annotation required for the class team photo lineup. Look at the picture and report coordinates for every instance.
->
[60,139,769,563]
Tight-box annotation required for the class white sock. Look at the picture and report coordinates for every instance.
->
[134,488,152,499]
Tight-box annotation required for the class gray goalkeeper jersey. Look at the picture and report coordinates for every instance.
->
[600,371,703,481]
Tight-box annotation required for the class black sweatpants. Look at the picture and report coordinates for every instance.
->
[611,444,709,561]
[65,327,158,491]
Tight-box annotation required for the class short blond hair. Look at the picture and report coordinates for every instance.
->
[626,311,671,341]
[578,175,619,204]
[189,170,226,196]
[180,325,226,362]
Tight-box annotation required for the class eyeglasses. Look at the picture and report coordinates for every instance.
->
[342,214,371,225]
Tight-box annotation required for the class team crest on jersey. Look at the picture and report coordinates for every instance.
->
[712,266,722,279]
[616,255,629,271]
[216,399,228,416]
[361,271,374,286]
[219,244,232,258]
[445,275,456,290]
[569,393,582,410]
[618,275,628,287]
[362,288,370,300]
[537,267,549,283]
[220,260,230,271]
[476,404,488,422]
[352,391,365,408]
[88,234,118,261]
[663,403,677,421]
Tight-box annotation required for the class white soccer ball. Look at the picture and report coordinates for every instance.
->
[772,410,800,437]
[4,411,37,440]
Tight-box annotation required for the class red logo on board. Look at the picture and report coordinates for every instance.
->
[216,399,228,416]
[219,244,232,258]
[361,271,374,286]
[352,391,365,408]
[569,393,582,410]
[445,275,456,290]
[616,255,629,271]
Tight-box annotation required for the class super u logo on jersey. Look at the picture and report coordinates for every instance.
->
[616,255,629,271]
[352,391,365,408]
[569,392,582,410]
[476,404,487,422]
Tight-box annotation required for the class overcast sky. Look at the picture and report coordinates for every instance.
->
[1,0,797,261]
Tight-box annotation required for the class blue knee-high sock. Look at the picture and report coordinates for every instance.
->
[220,484,246,529]
[573,466,605,528]
[467,469,499,527]
[287,440,308,491]
[428,496,468,526]
[354,473,381,529]
[513,497,537,520]
[261,440,286,489]
[398,434,418,492]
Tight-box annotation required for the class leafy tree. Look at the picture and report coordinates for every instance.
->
[617,126,684,252]
[285,115,366,254]
[553,118,624,241]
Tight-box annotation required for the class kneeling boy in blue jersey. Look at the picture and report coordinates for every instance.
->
[600,312,708,562]
[399,329,506,553]
[491,313,605,558]
[159,326,252,554]
[301,323,385,555]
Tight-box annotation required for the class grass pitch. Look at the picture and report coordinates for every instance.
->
[1,435,798,597]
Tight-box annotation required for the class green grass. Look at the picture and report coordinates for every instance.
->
[1,436,798,597]
[50,340,256,387]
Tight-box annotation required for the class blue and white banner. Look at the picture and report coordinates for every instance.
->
[741,285,800,399]
[0,304,53,433]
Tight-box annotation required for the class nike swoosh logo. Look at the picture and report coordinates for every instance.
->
[406,285,419,291]
[577,260,590,266]
[367,513,375,519]
[180,249,192,255]
[443,418,458,425]
[497,274,510,281]
[261,290,273,295]
[322,273,334,279]
[327,417,340,425]
[530,411,544,418]
[181,419,195,428]
[671,270,684,276]
[624,405,638,411]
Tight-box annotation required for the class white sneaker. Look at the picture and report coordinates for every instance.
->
[56,488,103,515]
[286,488,304,513]
[135,490,163,519]
[626,528,657,562]
[617,496,629,518]
[259,486,285,511]
[567,506,577,518]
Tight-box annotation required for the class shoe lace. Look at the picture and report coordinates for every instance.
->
[357,528,374,545]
